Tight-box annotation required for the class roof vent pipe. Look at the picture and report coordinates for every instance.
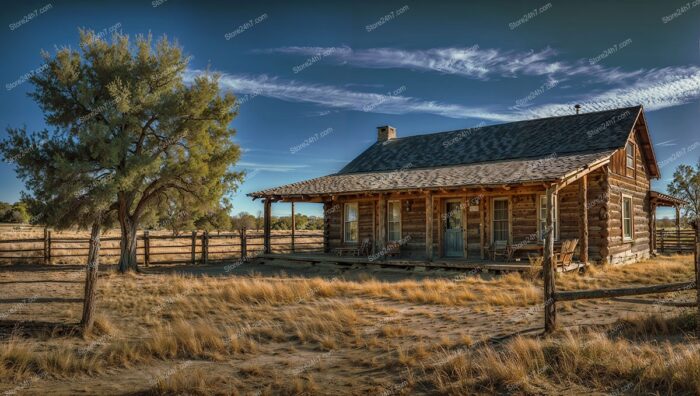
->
[574,104,581,114]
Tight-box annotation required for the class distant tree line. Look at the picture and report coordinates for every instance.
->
[139,197,323,235]
[1,196,322,235]
[0,201,30,224]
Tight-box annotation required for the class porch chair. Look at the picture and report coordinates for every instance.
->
[334,238,372,257]
[553,238,579,269]
[489,241,513,262]
[385,241,402,258]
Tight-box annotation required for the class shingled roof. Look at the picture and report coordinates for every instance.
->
[250,106,647,198]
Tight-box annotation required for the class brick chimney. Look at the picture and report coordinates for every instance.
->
[377,125,397,142]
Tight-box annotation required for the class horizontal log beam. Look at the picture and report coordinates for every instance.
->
[555,281,696,302]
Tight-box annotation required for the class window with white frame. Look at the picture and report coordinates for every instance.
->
[344,203,358,242]
[387,200,401,242]
[625,142,635,177]
[538,195,558,241]
[622,196,633,240]
[492,198,509,242]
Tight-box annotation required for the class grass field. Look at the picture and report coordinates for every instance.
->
[0,251,698,394]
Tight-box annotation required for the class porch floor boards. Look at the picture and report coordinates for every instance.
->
[258,253,585,273]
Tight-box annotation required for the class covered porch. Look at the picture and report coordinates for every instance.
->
[649,191,690,254]
[257,252,587,273]
[253,160,602,272]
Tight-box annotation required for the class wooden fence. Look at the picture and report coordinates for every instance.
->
[656,229,695,253]
[544,224,700,336]
[0,229,324,265]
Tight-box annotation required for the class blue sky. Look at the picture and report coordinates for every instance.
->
[1,0,698,219]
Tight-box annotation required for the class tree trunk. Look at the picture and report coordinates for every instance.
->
[81,221,101,333]
[118,214,139,273]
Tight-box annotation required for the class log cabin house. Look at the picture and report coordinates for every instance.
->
[250,105,685,269]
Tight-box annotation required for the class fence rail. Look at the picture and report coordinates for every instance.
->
[0,229,324,265]
[656,229,695,253]
[545,225,700,336]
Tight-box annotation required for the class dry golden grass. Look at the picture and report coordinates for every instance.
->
[428,312,700,395]
[0,253,697,394]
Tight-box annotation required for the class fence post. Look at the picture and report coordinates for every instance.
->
[191,231,197,265]
[240,228,247,259]
[43,227,49,265]
[695,230,699,338]
[144,230,150,267]
[543,187,556,333]
[47,229,52,265]
[201,231,209,265]
[660,230,665,253]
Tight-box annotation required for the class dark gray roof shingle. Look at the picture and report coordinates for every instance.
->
[250,150,614,197]
[339,106,640,174]
[250,106,642,198]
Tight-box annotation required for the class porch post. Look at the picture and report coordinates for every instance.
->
[377,193,386,251]
[676,205,681,252]
[263,198,272,254]
[543,186,556,333]
[480,196,485,259]
[425,192,434,260]
[578,175,589,264]
[650,202,656,254]
[291,201,295,253]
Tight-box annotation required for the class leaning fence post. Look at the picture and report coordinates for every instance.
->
[240,228,247,259]
[47,229,52,265]
[191,231,197,265]
[144,230,150,267]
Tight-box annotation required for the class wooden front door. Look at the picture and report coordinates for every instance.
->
[444,200,464,257]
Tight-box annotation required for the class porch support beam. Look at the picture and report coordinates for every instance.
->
[650,202,656,254]
[676,205,681,252]
[263,198,272,254]
[291,202,295,253]
[480,196,485,259]
[425,192,434,260]
[544,186,556,333]
[578,175,589,264]
[377,194,386,251]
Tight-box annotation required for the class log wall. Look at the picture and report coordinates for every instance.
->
[606,128,652,264]
[322,164,630,265]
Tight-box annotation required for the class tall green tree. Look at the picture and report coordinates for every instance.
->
[1,119,115,332]
[667,159,700,223]
[156,193,198,236]
[1,31,242,272]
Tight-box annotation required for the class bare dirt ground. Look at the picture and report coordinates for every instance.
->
[0,254,698,395]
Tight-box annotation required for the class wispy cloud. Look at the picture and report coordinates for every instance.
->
[513,66,700,118]
[237,161,309,172]
[655,139,678,147]
[187,67,700,122]
[188,70,518,121]
[262,45,643,82]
